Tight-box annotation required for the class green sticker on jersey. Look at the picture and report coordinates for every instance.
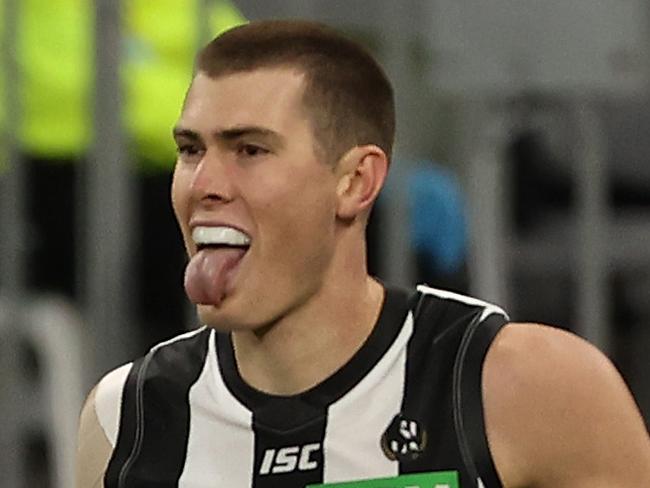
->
[307,470,459,488]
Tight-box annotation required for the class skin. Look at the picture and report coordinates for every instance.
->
[484,323,650,487]
[76,387,112,488]
[76,67,650,487]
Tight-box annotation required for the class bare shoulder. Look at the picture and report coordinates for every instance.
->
[76,363,133,488]
[482,322,650,488]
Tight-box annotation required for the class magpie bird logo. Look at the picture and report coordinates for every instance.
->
[381,414,427,462]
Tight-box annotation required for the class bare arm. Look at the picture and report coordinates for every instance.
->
[483,322,650,488]
[76,386,113,488]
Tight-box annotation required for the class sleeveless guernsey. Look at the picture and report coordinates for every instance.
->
[95,284,509,487]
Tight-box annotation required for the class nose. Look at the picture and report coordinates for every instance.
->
[190,149,235,205]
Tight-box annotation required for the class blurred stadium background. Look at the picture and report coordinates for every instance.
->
[1,1,649,486]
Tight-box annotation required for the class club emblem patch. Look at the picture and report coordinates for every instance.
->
[380,414,427,461]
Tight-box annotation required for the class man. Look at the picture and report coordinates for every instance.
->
[76,20,650,488]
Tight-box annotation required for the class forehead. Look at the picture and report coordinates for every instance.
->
[179,68,310,134]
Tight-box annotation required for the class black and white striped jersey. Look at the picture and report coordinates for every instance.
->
[95,284,508,488]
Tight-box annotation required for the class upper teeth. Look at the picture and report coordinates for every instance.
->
[192,226,251,247]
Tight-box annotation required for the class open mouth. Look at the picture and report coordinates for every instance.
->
[192,226,251,251]
[196,242,250,252]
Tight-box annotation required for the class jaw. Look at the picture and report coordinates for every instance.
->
[195,299,275,332]
[194,262,320,333]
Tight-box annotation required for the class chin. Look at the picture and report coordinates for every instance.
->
[196,302,270,333]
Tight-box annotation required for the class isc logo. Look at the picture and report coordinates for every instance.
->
[259,443,321,475]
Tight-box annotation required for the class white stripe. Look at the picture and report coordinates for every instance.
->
[95,362,133,446]
[416,284,509,321]
[149,326,208,353]
[179,330,254,487]
[323,312,415,483]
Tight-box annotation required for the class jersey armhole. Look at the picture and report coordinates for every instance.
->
[95,362,134,446]
[453,312,507,488]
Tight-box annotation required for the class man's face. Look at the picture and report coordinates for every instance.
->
[172,68,341,330]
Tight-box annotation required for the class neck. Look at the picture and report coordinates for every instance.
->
[231,240,384,396]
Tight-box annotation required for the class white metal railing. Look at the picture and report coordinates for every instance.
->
[463,99,613,353]
[0,295,84,488]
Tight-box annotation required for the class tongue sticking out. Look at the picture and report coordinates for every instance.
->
[184,248,247,306]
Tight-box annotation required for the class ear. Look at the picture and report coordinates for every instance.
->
[335,145,388,221]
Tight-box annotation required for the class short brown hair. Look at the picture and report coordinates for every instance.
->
[195,20,395,164]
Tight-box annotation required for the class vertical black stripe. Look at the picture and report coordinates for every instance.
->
[452,313,484,483]
[104,356,145,488]
[104,329,211,488]
[398,294,483,480]
[454,313,506,488]
[250,399,327,487]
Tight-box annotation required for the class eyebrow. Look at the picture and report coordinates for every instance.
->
[173,125,284,147]
[172,127,201,140]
